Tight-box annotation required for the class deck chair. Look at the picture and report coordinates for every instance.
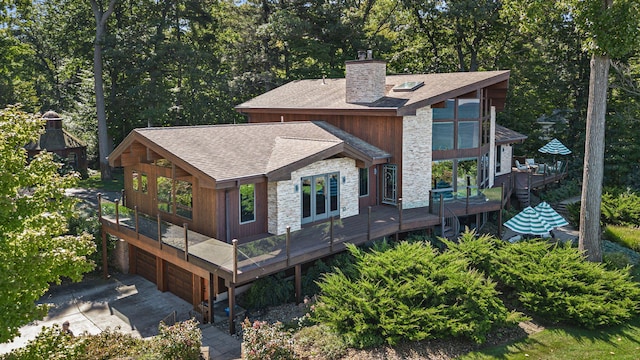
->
[525,158,536,167]
[515,160,528,171]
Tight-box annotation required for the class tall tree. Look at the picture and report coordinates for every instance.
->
[90,0,117,180]
[503,0,640,261]
[0,105,95,343]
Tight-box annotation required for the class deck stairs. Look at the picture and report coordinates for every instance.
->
[436,205,461,241]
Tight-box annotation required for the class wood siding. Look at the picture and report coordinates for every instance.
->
[216,182,268,242]
[248,113,404,201]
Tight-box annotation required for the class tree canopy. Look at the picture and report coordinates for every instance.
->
[0,105,95,343]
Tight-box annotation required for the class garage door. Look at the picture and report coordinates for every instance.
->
[135,248,157,284]
[165,262,193,303]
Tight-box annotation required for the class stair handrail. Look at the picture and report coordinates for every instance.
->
[441,204,461,241]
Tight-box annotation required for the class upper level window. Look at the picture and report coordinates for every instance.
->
[157,176,192,219]
[240,184,255,223]
[458,121,479,149]
[457,99,480,119]
[433,99,455,120]
[359,168,369,197]
[432,122,454,150]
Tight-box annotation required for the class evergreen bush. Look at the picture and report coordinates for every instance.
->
[490,240,640,328]
[241,272,294,309]
[313,241,517,348]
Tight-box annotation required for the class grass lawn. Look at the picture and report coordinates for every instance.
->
[461,317,640,359]
[77,170,124,192]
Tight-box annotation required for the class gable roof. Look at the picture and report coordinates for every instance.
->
[109,122,390,188]
[236,71,510,116]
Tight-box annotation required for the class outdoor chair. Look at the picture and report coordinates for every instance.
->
[515,160,528,171]
[525,158,536,167]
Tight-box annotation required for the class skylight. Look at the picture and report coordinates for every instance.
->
[392,81,424,92]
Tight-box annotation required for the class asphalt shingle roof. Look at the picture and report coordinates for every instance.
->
[118,122,389,183]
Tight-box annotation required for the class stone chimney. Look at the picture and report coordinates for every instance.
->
[345,50,386,104]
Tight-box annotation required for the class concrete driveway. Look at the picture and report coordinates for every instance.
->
[0,274,241,360]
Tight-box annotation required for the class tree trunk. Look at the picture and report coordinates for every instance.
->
[91,0,117,181]
[578,54,609,262]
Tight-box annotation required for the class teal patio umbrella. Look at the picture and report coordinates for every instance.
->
[504,206,554,236]
[534,202,569,228]
[538,138,572,155]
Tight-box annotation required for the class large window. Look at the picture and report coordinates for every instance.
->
[240,184,255,223]
[433,99,455,120]
[458,121,479,149]
[175,180,193,219]
[157,176,192,219]
[359,168,369,197]
[432,122,454,150]
[132,171,148,194]
[457,98,480,119]
[157,176,173,213]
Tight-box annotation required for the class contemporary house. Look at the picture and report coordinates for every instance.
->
[101,54,557,332]
[25,110,88,174]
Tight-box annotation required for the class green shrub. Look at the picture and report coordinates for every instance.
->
[539,179,581,204]
[601,189,640,226]
[313,241,518,348]
[153,319,202,360]
[603,251,632,270]
[604,225,640,252]
[293,324,347,360]
[79,327,146,359]
[490,240,640,328]
[442,230,500,275]
[241,272,294,309]
[241,319,295,360]
[0,324,84,360]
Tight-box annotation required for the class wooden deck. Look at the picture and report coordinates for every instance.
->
[100,192,505,286]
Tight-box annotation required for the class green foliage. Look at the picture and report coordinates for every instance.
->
[76,171,124,192]
[1,320,203,359]
[241,319,296,360]
[154,319,202,360]
[0,324,83,360]
[601,189,640,226]
[490,240,640,328]
[241,272,294,310]
[0,106,96,343]
[442,230,500,275]
[604,225,640,252]
[293,324,347,360]
[603,252,633,271]
[313,242,516,348]
[538,179,582,204]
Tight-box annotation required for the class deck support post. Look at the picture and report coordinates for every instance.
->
[101,229,108,279]
[115,199,120,230]
[134,206,139,238]
[498,185,504,239]
[232,239,238,284]
[367,206,372,241]
[330,217,334,252]
[397,198,402,240]
[466,187,470,214]
[183,223,189,261]
[228,285,236,334]
[286,226,291,267]
[439,194,445,236]
[295,264,302,304]
[208,272,214,324]
[97,194,102,218]
[157,214,162,250]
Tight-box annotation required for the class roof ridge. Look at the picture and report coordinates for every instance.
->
[277,135,340,143]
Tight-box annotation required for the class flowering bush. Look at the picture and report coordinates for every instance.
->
[153,319,202,360]
[241,319,295,360]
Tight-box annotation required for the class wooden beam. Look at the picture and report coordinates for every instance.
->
[157,257,166,292]
[228,285,236,334]
[295,264,302,304]
[102,229,109,279]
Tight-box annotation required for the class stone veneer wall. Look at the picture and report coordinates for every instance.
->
[267,158,359,235]
[113,239,129,274]
[401,106,432,209]
[345,60,386,103]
